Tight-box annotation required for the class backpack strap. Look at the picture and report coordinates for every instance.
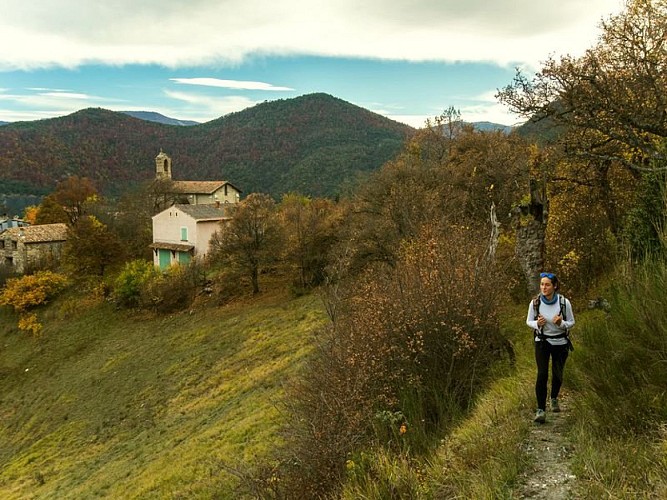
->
[559,294,567,321]
[533,295,574,350]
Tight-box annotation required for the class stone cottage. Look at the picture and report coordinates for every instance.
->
[0,223,68,273]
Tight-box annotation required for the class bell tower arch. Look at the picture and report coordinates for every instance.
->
[155,149,172,179]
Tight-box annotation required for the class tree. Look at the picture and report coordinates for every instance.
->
[210,193,282,294]
[497,0,666,287]
[279,194,342,289]
[52,176,98,225]
[498,0,667,171]
[34,195,69,225]
[22,205,40,224]
[63,215,124,278]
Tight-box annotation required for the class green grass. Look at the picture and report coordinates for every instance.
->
[3,264,666,499]
[0,288,327,498]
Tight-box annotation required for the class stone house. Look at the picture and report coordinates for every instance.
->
[0,223,68,273]
[150,204,231,269]
[154,150,242,205]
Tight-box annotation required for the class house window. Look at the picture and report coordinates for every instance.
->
[4,256,13,266]
[180,227,188,241]
[11,240,17,249]
[0,240,4,249]
[224,184,228,196]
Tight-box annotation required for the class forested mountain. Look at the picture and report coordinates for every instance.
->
[0,94,413,203]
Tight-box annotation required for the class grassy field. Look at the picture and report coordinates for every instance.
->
[0,288,327,498]
[3,269,665,499]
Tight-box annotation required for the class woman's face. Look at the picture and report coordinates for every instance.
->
[540,277,556,299]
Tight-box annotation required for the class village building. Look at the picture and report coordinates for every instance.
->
[0,216,30,231]
[150,204,232,270]
[150,151,241,269]
[154,150,241,205]
[0,223,68,273]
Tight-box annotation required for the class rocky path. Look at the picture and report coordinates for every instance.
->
[515,394,577,499]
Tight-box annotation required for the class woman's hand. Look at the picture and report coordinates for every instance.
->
[537,314,547,327]
[553,314,562,326]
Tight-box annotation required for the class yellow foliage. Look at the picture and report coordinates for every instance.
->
[0,271,69,335]
[17,313,43,336]
[0,271,69,312]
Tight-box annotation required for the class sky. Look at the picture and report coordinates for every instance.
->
[0,0,624,128]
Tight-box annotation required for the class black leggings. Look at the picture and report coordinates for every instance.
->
[534,341,569,410]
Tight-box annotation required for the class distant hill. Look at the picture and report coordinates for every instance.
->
[0,121,9,126]
[471,121,514,134]
[120,111,199,126]
[0,94,413,206]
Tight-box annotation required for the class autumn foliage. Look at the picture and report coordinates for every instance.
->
[0,271,69,335]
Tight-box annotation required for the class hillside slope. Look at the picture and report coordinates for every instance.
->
[0,291,327,498]
[0,94,412,202]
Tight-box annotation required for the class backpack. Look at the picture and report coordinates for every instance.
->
[533,294,574,351]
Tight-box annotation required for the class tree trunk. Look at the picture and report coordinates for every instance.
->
[251,266,260,295]
[514,178,548,296]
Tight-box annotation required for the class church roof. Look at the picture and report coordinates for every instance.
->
[3,223,68,243]
[170,180,242,195]
[173,204,233,221]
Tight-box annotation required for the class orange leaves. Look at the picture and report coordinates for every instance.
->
[0,270,69,335]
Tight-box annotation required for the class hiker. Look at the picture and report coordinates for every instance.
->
[526,272,575,423]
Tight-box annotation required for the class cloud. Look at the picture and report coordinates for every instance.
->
[170,78,294,91]
[0,0,623,70]
[0,89,120,122]
[164,90,261,121]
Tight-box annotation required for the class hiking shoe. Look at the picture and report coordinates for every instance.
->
[551,398,561,413]
[534,409,546,423]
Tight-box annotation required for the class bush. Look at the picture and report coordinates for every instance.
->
[113,259,158,308]
[574,259,667,434]
[139,261,207,314]
[267,225,511,497]
[0,270,69,334]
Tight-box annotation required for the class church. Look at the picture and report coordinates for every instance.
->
[154,150,242,205]
[150,150,241,269]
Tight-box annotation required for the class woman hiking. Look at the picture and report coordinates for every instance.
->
[526,272,575,423]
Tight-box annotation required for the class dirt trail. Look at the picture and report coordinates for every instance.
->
[515,394,577,499]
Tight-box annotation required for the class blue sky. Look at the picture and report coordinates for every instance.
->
[0,0,623,128]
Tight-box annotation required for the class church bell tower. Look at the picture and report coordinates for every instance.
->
[155,149,172,180]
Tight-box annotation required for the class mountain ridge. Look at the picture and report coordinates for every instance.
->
[0,94,413,207]
[120,110,200,126]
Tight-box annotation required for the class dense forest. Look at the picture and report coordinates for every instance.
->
[0,93,412,207]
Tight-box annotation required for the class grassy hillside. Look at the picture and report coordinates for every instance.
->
[0,290,327,498]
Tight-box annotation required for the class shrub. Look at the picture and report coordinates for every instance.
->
[267,224,510,497]
[139,261,206,314]
[0,270,69,334]
[574,259,667,434]
[113,259,158,308]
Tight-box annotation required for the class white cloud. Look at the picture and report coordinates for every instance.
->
[170,78,294,91]
[163,90,261,121]
[39,92,91,100]
[0,0,623,70]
